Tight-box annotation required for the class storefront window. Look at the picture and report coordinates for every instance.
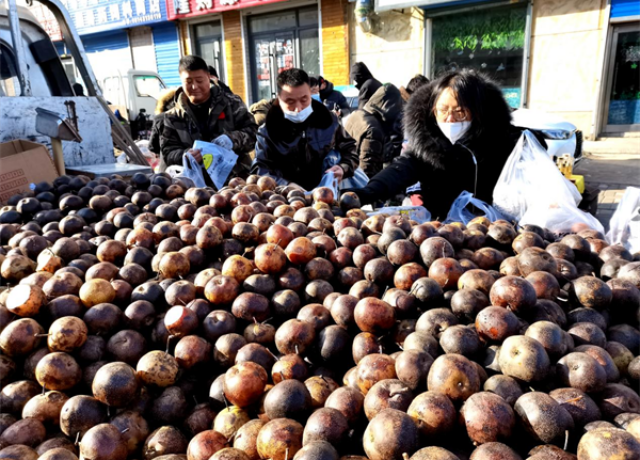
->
[607,28,640,128]
[430,4,528,107]
[300,29,320,76]
[248,7,320,102]
[250,12,297,34]
[192,21,225,78]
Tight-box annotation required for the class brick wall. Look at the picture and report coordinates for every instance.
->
[321,0,349,86]
[222,10,247,99]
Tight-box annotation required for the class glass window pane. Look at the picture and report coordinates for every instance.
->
[254,39,273,101]
[607,30,640,126]
[298,8,318,27]
[250,12,297,34]
[135,75,165,99]
[431,4,527,107]
[0,44,20,96]
[193,22,222,39]
[300,29,320,76]
[275,35,295,73]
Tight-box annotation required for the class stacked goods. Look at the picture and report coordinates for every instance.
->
[0,172,638,460]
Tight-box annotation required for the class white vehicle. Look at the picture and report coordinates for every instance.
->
[511,108,582,162]
[0,0,149,176]
[102,70,167,123]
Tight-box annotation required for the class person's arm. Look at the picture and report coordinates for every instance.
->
[160,117,191,166]
[225,98,259,154]
[335,92,351,116]
[252,130,289,186]
[348,154,422,204]
[333,125,359,179]
[359,124,385,178]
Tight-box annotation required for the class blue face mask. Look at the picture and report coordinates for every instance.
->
[311,94,321,102]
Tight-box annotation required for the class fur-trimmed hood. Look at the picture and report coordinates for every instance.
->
[402,79,513,170]
[155,88,177,114]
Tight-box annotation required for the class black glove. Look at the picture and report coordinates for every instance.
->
[341,187,378,205]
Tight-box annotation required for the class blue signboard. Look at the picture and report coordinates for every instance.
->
[60,0,168,35]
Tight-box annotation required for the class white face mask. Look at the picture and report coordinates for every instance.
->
[282,103,313,124]
[437,121,471,144]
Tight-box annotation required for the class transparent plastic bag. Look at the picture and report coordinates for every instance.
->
[180,153,207,188]
[323,149,370,190]
[445,191,508,224]
[367,206,431,224]
[607,186,640,254]
[493,130,597,234]
[305,171,340,199]
[493,130,581,222]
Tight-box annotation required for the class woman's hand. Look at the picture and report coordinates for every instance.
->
[325,165,344,182]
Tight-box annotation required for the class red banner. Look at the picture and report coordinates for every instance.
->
[166,0,288,19]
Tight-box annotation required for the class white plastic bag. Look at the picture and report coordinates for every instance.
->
[607,187,640,254]
[181,153,207,188]
[194,140,238,190]
[493,130,600,234]
[493,130,581,222]
[367,206,431,224]
[445,191,508,224]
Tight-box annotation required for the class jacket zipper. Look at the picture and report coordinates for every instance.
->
[458,142,478,196]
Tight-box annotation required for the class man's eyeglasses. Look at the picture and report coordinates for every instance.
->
[434,107,468,122]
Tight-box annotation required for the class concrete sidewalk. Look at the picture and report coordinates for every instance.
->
[574,155,640,230]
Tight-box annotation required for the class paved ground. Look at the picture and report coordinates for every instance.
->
[574,155,640,231]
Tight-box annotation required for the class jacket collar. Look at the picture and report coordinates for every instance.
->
[173,85,226,120]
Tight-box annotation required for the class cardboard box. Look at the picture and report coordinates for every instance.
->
[0,140,59,204]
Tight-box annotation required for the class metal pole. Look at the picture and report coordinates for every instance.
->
[6,0,32,96]
[50,138,66,175]
[35,0,148,165]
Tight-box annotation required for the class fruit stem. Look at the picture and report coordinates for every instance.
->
[564,430,569,451]
[166,335,175,353]
[75,432,80,445]
[403,454,410,460]
[34,334,50,337]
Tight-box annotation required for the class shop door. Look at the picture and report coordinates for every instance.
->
[248,7,320,103]
[604,23,640,133]
[192,22,225,79]
[252,33,295,102]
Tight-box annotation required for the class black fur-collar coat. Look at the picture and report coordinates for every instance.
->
[363,84,528,220]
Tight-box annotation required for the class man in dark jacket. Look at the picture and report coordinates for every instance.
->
[347,69,537,220]
[350,62,382,110]
[344,83,403,177]
[159,55,257,177]
[252,68,359,190]
[311,76,351,116]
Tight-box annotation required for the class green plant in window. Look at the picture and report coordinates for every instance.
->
[433,7,526,53]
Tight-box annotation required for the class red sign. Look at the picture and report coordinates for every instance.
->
[166,0,287,19]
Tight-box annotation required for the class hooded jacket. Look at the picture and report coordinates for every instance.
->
[252,99,359,191]
[249,99,274,127]
[148,88,177,155]
[319,79,351,116]
[158,85,258,177]
[350,62,382,110]
[344,84,404,177]
[352,82,533,220]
